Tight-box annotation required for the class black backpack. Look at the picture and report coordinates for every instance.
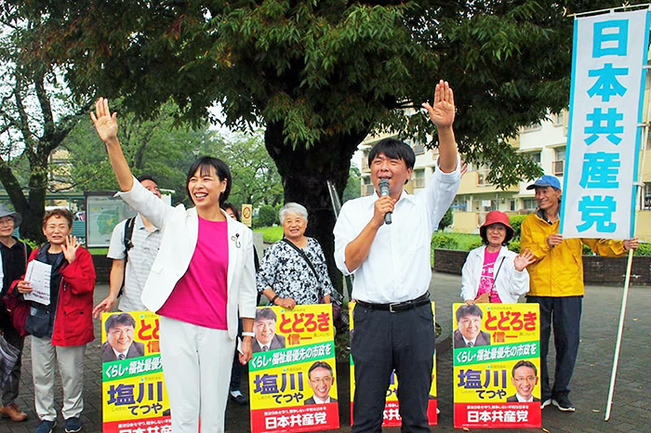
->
[118,216,136,298]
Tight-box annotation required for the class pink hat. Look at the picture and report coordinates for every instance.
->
[480,211,514,243]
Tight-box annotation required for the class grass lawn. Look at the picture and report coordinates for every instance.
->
[254,226,284,243]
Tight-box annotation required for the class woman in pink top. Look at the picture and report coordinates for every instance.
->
[92,98,257,433]
[461,211,535,304]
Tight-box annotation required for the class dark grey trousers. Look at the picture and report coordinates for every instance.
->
[351,302,435,433]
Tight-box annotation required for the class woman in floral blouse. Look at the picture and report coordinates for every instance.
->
[257,203,333,308]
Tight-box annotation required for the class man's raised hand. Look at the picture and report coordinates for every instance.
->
[422,80,455,129]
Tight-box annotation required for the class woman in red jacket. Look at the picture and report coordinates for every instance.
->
[15,209,95,433]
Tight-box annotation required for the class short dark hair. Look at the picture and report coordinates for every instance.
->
[368,138,416,172]
[511,360,537,377]
[185,156,232,206]
[43,209,73,229]
[255,308,277,322]
[104,313,136,334]
[222,202,240,221]
[308,361,334,380]
[456,304,483,322]
[137,174,158,185]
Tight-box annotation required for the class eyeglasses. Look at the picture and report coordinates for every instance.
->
[514,376,536,383]
[310,377,333,384]
[0,217,14,226]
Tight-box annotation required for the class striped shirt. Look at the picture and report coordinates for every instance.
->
[107,214,162,312]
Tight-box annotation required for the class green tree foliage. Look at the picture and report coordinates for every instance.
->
[438,208,453,231]
[254,204,278,228]
[0,14,93,241]
[63,103,209,205]
[212,130,284,209]
[342,165,361,203]
[4,0,629,282]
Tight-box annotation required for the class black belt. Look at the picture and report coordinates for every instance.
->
[356,293,430,313]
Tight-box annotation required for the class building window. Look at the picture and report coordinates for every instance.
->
[510,199,516,211]
[553,146,565,176]
[521,123,542,133]
[362,149,370,170]
[644,183,651,210]
[453,197,467,212]
[523,198,537,210]
[413,169,425,188]
[525,151,541,164]
[550,111,564,126]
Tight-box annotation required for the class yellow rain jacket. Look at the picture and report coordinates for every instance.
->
[520,211,626,297]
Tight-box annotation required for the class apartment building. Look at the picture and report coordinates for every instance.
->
[358,110,651,241]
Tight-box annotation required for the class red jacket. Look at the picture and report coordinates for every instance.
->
[20,246,96,346]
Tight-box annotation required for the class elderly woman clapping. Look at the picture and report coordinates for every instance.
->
[461,211,535,304]
[257,203,333,309]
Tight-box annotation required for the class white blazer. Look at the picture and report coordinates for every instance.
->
[460,245,530,304]
[117,178,257,339]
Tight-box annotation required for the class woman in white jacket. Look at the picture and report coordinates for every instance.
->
[92,98,257,433]
[461,211,535,304]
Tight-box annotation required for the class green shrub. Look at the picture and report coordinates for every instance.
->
[635,243,651,256]
[431,233,459,250]
[508,240,520,253]
[439,208,453,231]
[467,240,484,251]
[582,243,593,255]
[254,204,277,228]
[509,215,527,240]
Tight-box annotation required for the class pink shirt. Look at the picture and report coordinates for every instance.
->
[157,217,229,329]
[476,248,503,303]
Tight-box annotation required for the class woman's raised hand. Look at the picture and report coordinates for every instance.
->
[90,97,118,144]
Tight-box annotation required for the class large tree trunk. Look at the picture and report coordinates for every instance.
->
[265,121,369,294]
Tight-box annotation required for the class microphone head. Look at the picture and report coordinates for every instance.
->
[379,179,390,196]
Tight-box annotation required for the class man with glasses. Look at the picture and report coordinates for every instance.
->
[304,362,337,405]
[507,360,540,403]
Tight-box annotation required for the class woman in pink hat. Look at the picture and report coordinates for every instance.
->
[461,211,535,304]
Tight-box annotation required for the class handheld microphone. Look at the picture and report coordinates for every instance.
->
[378,179,392,225]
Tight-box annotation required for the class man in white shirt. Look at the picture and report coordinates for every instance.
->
[334,80,460,432]
[506,361,541,403]
[93,175,163,317]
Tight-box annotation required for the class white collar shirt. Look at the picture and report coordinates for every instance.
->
[312,395,331,404]
[515,393,534,403]
[334,157,460,303]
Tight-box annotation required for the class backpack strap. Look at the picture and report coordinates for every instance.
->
[124,216,136,254]
[118,216,136,298]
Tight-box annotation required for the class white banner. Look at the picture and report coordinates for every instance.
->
[560,9,651,239]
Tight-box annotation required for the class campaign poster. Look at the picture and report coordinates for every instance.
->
[101,311,171,433]
[453,303,541,429]
[349,302,438,427]
[249,304,339,433]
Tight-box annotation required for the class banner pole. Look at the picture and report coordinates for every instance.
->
[604,56,650,421]
[604,247,634,421]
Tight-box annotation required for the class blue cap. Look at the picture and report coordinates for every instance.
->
[526,175,561,190]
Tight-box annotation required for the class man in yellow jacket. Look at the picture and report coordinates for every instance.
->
[521,175,638,412]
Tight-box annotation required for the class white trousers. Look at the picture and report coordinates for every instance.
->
[31,336,86,421]
[159,316,236,433]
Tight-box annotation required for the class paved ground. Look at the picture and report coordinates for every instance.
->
[2,272,650,432]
